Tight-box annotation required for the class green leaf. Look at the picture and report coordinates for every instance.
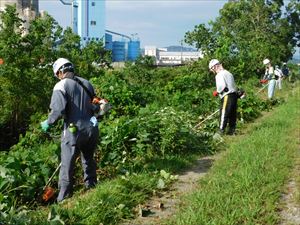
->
[160,170,170,180]
[157,178,165,189]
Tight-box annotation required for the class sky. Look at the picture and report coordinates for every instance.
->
[39,0,227,48]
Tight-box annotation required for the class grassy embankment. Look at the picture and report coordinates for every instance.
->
[24,82,299,225]
[166,85,300,225]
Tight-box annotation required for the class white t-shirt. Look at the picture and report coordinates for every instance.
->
[264,66,275,80]
[215,69,237,99]
[274,68,283,78]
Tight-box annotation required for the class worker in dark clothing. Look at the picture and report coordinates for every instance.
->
[40,58,100,202]
[209,59,238,135]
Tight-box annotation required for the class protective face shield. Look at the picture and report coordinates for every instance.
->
[53,58,73,77]
[263,58,270,65]
[209,59,220,70]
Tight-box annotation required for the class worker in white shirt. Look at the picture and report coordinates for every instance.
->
[209,59,238,135]
[274,65,284,90]
[263,58,276,99]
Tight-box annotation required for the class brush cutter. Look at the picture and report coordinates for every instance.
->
[42,162,61,202]
[255,84,268,95]
[194,109,220,129]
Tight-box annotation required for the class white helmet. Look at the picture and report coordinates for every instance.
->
[263,58,270,65]
[209,59,220,70]
[53,58,73,77]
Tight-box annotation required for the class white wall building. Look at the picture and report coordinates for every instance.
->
[144,46,203,65]
[159,51,203,65]
[144,46,158,58]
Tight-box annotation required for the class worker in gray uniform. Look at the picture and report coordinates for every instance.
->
[209,59,238,135]
[40,58,99,202]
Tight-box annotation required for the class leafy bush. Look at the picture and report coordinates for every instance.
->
[99,106,211,173]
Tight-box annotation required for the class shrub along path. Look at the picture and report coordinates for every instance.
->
[122,85,300,225]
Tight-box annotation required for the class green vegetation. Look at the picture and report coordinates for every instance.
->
[0,0,299,224]
[185,0,300,78]
[167,86,300,225]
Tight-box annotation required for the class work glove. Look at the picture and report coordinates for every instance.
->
[40,120,50,132]
[213,91,219,97]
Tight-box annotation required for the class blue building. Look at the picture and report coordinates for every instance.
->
[105,33,113,50]
[128,41,141,61]
[60,0,141,61]
[72,0,105,45]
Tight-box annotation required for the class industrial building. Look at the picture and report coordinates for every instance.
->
[70,0,105,45]
[145,46,203,65]
[105,31,141,62]
[0,0,38,34]
[59,0,140,62]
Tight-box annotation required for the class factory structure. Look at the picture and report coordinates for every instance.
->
[57,0,141,62]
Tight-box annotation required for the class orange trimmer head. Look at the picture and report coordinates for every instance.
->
[41,163,61,202]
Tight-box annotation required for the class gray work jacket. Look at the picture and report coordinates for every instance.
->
[47,72,98,130]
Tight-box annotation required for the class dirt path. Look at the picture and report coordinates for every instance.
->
[121,155,216,225]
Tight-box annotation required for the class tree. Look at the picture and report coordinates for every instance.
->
[0,7,61,149]
[184,0,298,79]
[286,0,300,48]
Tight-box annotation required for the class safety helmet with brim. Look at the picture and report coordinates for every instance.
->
[53,58,74,77]
[209,59,220,70]
[263,58,270,65]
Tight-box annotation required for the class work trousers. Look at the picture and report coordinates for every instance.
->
[268,79,276,99]
[57,124,99,202]
[219,93,238,134]
[276,77,282,90]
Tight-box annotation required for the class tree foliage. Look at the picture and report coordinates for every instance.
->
[286,0,300,47]
[184,0,299,79]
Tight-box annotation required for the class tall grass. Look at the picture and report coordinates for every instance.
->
[167,86,300,225]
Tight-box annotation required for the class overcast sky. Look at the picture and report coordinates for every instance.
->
[39,0,226,48]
